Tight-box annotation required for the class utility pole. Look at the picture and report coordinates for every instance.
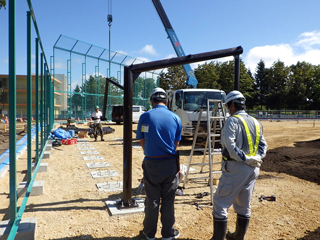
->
[108,0,112,78]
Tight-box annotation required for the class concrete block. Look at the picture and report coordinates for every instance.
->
[47,140,53,145]
[17,181,44,198]
[0,217,37,240]
[45,144,52,151]
[32,162,48,173]
[106,197,144,216]
[42,151,50,159]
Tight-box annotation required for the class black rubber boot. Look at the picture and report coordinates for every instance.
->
[211,217,227,240]
[227,214,250,240]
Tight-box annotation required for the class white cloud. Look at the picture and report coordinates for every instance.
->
[54,61,67,70]
[244,30,320,73]
[163,54,176,59]
[115,50,128,56]
[295,30,320,50]
[139,44,157,56]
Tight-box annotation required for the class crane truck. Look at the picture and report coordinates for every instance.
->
[151,0,227,137]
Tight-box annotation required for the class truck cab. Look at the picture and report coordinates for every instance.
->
[167,89,227,137]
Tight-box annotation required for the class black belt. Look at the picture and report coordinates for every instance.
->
[145,154,175,159]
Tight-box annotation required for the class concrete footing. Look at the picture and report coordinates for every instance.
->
[0,217,37,240]
[42,152,50,159]
[32,163,48,173]
[17,180,44,198]
[45,144,52,151]
[106,197,144,216]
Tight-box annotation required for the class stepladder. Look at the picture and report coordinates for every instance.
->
[183,99,227,204]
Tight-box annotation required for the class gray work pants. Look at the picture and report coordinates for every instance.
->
[213,160,259,219]
[142,158,179,239]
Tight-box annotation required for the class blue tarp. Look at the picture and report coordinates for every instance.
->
[52,128,71,139]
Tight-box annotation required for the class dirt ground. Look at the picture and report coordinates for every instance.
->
[1,120,320,240]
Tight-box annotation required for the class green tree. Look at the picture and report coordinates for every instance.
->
[80,75,106,111]
[194,61,220,89]
[287,61,314,109]
[106,77,123,105]
[0,0,6,10]
[159,65,187,90]
[141,78,156,99]
[71,84,83,110]
[310,65,320,109]
[254,60,268,109]
[215,59,254,107]
[266,60,289,109]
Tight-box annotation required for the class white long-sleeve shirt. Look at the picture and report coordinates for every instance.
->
[92,111,102,124]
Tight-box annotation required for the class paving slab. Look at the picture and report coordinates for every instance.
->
[96,181,122,191]
[86,162,110,169]
[80,151,99,155]
[78,147,95,150]
[83,156,104,161]
[90,170,119,178]
[77,139,89,142]
[77,143,91,146]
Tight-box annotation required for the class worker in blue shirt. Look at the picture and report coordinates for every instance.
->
[136,87,182,240]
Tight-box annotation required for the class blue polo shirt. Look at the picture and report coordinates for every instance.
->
[136,105,182,158]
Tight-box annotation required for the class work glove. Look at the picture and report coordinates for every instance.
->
[245,154,263,168]
[179,171,185,181]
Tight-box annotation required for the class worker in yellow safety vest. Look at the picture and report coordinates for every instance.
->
[211,90,268,240]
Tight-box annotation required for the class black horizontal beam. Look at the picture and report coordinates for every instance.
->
[106,77,124,90]
[129,46,243,74]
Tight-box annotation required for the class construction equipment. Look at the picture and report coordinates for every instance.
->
[183,99,227,204]
[151,0,197,88]
[193,202,213,210]
[151,0,228,137]
[259,195,276,202]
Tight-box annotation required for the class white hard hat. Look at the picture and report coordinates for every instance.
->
[225,90,245,104]
[150,87,167,99]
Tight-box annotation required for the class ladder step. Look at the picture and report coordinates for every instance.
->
[186,176,210,181]
[190,163,210,166]
[189,161,222,166]
[194,148,208,151]
[209,153,222,156]
[195,133,208,136]
[209,134,220,137]
[209,116,226,119]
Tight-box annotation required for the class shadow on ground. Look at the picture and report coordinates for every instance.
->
[50,231,196,240]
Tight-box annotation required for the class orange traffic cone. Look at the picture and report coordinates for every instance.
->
[20,118,23,123]
[5,119,8,123]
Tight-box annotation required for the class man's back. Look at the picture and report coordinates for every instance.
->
[137,105,181,157]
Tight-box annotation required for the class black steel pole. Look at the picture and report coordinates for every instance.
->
[122,66,133,203]
[130,46,243,74]
[234,55,240,90]
[102,78,109,118]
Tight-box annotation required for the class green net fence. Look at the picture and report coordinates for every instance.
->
[52,35,161,120]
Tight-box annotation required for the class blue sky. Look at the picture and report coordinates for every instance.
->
[1,0,320,76]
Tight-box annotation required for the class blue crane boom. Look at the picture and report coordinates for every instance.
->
[151,0,198,88]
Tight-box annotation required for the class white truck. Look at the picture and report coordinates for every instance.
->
[167,88,227,137]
